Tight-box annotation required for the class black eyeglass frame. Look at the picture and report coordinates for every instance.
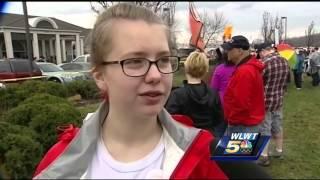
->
[101,56,180,77]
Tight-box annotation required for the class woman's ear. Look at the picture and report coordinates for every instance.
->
[92,67,108,93]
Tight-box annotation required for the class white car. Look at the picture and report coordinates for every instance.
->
[71,54,90,63]
[36,62,86,84]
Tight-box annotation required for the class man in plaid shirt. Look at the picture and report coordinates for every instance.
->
[255,43,290,166]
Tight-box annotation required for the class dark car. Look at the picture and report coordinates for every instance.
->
[178,47,196,61]
[0,58,43,82]
[58,62,92,80]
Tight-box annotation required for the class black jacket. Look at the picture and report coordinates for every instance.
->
[165,80,224,132]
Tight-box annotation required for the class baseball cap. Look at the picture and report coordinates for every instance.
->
[255,43,273,53]
[221,35,250,51]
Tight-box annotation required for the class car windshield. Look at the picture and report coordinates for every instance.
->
[38,63,64,72]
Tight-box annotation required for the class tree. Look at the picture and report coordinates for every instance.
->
[274,15,284,43]
[199,10,228,48]
[305,21,315,49]
[261,11,270,43]
[89,1,177,49]
[260,11,284,44]
[91,1,172,14]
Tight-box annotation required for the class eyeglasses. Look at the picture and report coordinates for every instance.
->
[101,56,180,77]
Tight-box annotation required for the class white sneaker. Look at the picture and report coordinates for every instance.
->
[296,88,301,90]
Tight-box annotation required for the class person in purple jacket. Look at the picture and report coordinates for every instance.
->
[209,46,236,137]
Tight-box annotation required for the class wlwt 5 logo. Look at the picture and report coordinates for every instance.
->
[211,132,270,161]
[224,133,259,154]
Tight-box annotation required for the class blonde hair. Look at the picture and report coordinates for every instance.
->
[184,51,209,78]
[90,3,172,68]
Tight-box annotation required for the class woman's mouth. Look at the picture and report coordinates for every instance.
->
[139,91,164,105]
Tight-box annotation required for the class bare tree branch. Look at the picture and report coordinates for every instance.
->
[90,2,100,14]
[260,12,284,44]
[261,11,271,43]
[199,10,228,48]
[89,1,177,49]
[305,21,315,49]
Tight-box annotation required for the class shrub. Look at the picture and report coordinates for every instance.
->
[22,93,72,106]
[4,94,72,126]
[0,81,68,112]
[17,80,68,98]
[2,134,42,179]
[0,86,24,112]
[4,93,82,151]
[0,122,38,158]
[0,122,40,179]
[65,80,100,99]
[29,103,81,150]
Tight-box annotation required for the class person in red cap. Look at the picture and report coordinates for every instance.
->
[221,35,265,135]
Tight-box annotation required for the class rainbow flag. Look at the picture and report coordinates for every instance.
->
[277,43,297,68]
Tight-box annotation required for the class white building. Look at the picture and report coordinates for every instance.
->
[0,13,91,64]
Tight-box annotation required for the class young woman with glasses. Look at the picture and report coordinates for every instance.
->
[32,3,228,179]
[33,3,271,180]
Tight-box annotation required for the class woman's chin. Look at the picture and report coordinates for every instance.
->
[139,105,163,117]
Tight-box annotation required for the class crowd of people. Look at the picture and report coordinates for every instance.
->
[30,2,320,179]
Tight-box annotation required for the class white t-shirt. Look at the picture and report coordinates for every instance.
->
[86,134,165,179]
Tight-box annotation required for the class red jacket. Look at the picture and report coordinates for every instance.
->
[33,115,228,179]
[224,56,265,126]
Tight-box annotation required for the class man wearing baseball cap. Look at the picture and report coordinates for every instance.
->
[255,42,289,166]
[222,35,265,136]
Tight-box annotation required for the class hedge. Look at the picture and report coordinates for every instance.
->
[0,122,40,179]
[0,80,68,112]
[4,93,82,151]
[65,80,100,100]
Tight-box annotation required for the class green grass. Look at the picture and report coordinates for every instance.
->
[77,72,320,179]
[263,73,320,179]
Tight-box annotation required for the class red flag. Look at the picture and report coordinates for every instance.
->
[189,2,205,51]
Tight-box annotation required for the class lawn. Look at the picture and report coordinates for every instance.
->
[263,73,320,179]
[76,69,320,179]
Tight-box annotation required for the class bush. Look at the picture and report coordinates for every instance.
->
[0,81,68,112]
[0,86,24,113]
[4,94,73,126]
[0,122,40,179]
[0,122,38,158]
[17,80,68,98]
[65,80,100,99]
[4,93,82,151]
[22,93,72,106]
[2,134,42,179]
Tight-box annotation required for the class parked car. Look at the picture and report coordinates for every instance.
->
[58,62,92,80]
[178,48,196,60]
[0,58,43,82]
[36,62,86,84]
[71,54,90,63]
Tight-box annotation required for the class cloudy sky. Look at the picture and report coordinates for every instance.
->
[2,2,320,44]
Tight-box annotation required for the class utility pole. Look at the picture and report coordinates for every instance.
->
[22,2,34,72]
[281,16,287,43]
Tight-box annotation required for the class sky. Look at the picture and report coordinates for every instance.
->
[2,1,320,45]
